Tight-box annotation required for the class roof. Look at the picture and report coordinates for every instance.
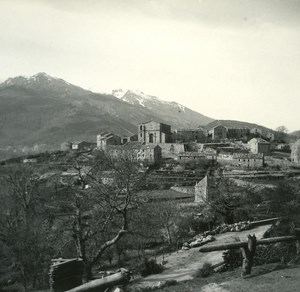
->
[177,128,206,132]
[248,138,270,144]
[97,132,118,140]
[108,143,160,151]
[233,153,264,159]
[178,152,207,157]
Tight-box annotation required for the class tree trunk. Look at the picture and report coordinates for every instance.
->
[166,225,172,245]
[240,234,256,277]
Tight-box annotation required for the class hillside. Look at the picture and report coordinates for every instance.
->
[291,130,300,139]
[0,73,213,156]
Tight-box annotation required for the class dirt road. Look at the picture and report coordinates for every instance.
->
[132,225,271,289]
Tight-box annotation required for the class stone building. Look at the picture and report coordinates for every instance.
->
[175,127,207,143]
[157,143,185,159]
[266,132,275,142]
[208,125,227,140]
[121,134,138,144]
[23,158,38,164]
[250,128,263,136]
[248,138,270,155]
[61,141,72,151]
[108,143,162,165]
[227,127,250,140]
[97,132,121,150]
[177,152,209,164]
[232,153,264,168]
[72,141,96,151]
[138,121,172,144]
[291,139,300,163]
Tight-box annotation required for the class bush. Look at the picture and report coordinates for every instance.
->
[140,258,164,277]
[194,262,214,278]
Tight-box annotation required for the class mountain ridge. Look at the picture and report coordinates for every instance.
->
[0,73,213,157]
[1,72,292,160]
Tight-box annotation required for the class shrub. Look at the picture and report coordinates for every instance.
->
[194,262,214,278]
[140,258,164,277]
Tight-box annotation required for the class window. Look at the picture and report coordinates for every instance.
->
[149,133,154,143]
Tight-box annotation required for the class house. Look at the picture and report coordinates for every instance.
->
[208,125,227,140]
[266,132,275,142]
[205,121,251,141]
[232,153,264,168]
[250,128,263,136]
[138,144,162,165]
[248,138,270,155]
[217,147,248,160]
[23,158,37,164]
[175,127,207,143]
[202,149,218,161]
[97,132,121,150]
[61,141,72,151]
[275,143,290,151]
[138,121,172,144]
[227,127,250,140]
[177,152,208,163]
[108,143,162,165]
[176,150,217,165]
[121,134,138,144]
[157,143,185,158]
[72,141,96,151]
[291,140,300,163]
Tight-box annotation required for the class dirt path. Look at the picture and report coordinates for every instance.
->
[158,264,300,292]
[132,225,271,289]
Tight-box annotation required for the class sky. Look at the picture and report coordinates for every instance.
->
[0,0,300,132]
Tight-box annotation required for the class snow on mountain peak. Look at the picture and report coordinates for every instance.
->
[111,88,186,111]
[112,89,127,99]
[2,72,71,87]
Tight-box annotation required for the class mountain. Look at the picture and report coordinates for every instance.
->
[112,89,214,127]
[0,73,214,156]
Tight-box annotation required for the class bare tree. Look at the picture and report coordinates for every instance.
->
[0,165,54,291]
[56,149,148,279]
[276,125,289,142]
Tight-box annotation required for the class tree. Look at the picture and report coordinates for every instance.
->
[0,165,56,291]
[206,174,262,225]
[264,182,299,216]
[54,149,148,279]
[276,125,288,142]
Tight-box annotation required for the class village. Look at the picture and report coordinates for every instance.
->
[3,120,296,291]
[1,118,300,292]
[59,120,299,167]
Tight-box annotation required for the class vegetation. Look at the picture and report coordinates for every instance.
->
[1,148,300,291]
[194,262,214,278]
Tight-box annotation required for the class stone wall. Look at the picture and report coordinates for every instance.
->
[291,140,300,163]
[157,143,185,158]
[194,176,208,205]
[170,186,194,194]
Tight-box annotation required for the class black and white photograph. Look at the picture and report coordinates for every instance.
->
[0,1,300,291]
